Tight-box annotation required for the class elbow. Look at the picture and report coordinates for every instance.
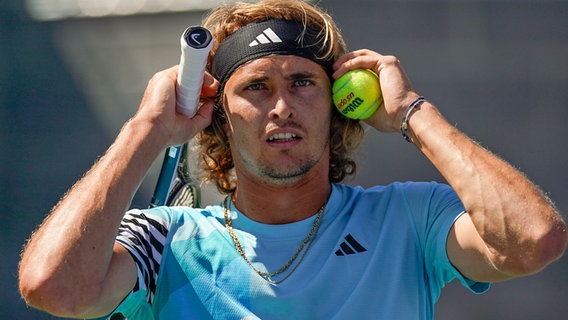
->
[18,266,101,318]
[514,218,567,275]
[18,275,52,315]
[541,219,568,263]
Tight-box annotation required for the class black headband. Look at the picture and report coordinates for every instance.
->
[211,19,334,91]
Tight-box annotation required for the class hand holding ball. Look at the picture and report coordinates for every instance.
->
[332,69,382,119]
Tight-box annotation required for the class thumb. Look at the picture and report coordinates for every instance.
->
[179,101,215,139]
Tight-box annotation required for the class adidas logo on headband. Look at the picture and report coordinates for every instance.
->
[249,27,282,47]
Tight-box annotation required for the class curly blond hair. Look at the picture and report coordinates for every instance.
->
[198,0,364,194]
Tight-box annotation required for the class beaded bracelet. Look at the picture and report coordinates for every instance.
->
[400,96,426,142]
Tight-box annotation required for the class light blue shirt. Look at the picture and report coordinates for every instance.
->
[102,182,489,319]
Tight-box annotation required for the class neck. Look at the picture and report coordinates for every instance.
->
[232,172,331,225]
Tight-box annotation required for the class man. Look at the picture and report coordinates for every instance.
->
[18,0,566,319]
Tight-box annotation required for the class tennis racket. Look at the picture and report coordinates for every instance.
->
[149,26,213,208]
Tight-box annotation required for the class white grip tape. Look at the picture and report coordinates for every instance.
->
[176,26,213,117]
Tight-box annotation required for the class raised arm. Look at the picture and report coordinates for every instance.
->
[18,66,217,318]
[333,49,567,282]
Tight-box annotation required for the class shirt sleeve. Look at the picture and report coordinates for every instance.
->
[403,182,490,299]
[90,208,172,319]
[116,208,172,304]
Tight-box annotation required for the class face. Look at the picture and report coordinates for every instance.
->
[222,55,332,185]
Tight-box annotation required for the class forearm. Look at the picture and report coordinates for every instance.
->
[406,101,566,275]
[19,118,165,313]
[333,49,566,278]
[18,65,216,316]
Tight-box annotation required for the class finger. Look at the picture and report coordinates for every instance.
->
[164,65,180,82]
[200,72,219,98]
[333,49,370,67]
[170,100,214,145]
[188,101,214,134]
[332,50,383,79]
[140,68,177,113]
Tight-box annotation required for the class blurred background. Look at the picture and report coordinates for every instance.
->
[1,0,567,318]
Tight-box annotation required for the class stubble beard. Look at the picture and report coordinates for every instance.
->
[237,140,329,186]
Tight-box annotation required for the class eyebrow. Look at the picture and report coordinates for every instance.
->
[241,71,317,84]
[244,76,269,84]
[285,71,317,81]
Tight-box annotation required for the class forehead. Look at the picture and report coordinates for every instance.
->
[230,55,327,78]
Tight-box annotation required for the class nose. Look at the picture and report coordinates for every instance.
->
[268,87,296,121]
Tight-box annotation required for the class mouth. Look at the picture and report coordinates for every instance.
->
[267,132,300,143]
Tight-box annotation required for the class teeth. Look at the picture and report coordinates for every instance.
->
[268,133,297,142]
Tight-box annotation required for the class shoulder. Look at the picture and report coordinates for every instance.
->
[330,182,462,223]
[121,204,224,236]
[332,181,452,200]
[126,204,223,223]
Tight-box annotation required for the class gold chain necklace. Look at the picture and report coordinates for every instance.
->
[223,195,326,284]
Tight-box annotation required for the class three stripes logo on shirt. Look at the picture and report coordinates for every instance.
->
[335,234,367,256]
[249,27,282,47]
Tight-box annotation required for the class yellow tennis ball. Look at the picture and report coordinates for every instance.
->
[332,69,382,119]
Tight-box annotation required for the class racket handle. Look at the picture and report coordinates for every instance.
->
[176,26,213,117]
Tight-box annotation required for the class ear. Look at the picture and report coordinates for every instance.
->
[222,122,231,138]
[219,95,232,138]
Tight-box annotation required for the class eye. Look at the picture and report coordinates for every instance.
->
[246,82,264,91]
[293,79,311,87]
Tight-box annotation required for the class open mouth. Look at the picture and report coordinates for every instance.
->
[267,132,300,143]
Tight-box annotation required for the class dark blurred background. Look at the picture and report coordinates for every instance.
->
[2,0,567,319]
